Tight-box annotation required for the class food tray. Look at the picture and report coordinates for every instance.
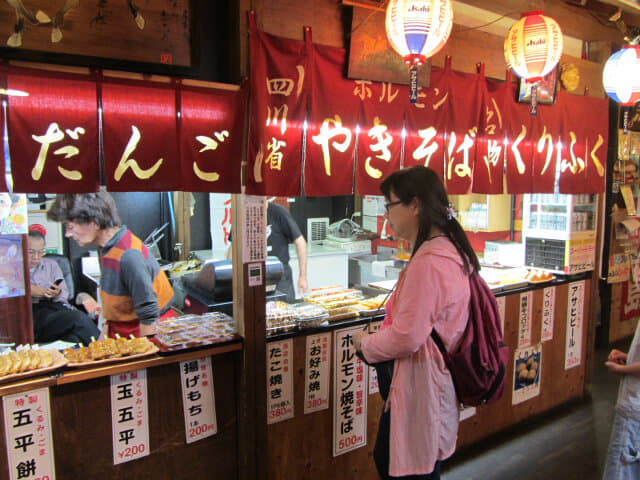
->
[152,334,241,354]
[65,344,159,368]
[358,308,386,317]
[0,350,67,384]
[527,276,556,285]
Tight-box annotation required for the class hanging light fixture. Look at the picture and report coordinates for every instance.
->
[504,11,563,115]
[385,0,453,103]
[602,44,640,134]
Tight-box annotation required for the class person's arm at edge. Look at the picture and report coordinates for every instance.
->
[294,235,308,293]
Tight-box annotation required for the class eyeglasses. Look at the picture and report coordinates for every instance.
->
[384,200,403,213]
[28,249,45,257]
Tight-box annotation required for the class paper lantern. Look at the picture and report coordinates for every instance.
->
[385,0,453,66]
[504,11,563,83]
[602,45,640,106]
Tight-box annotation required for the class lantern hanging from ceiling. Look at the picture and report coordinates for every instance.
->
[504,11,563,83]
[385,0,453,66]
[602,44,640,134]
[504,11,563,115]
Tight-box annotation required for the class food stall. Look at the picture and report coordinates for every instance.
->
[0,1,623,480]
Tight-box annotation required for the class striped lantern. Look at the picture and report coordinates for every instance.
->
[385,0,453,66]
[504,11,563,83]
[602,45,640,106]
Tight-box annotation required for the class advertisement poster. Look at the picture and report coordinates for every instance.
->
[304,333,331,414]
[368,321,382,395]
[333,326,367,457]
[541,287,556,342]
[3,388,56,480]
[110,369,150,465]
[565,281,585,370]
[180,357,218,444]
[621,279,640,322]
[518,291,533,348]
[512,344,542,405]
[0,235,25,298]
[267,339,294,424]
[608,253,630,284]
[0,193,27,235]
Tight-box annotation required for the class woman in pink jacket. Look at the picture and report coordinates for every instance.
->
[354,166,477,479]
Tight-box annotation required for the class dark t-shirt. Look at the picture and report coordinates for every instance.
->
[266,202,302,265]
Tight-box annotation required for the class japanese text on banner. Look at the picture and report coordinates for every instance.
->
[180,357,218,443]
[305,333,331,414]
[565,281,585,370]
[267,339,294,423]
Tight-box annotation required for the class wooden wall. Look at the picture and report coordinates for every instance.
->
[266,281,591,479]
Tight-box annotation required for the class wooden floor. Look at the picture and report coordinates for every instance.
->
[442,339,625,480]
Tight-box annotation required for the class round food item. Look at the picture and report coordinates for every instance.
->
[518,369,529,381]
[526,356,535,367]
[517,362,527,373]
[527,369,537,381]
[530,360,538,372]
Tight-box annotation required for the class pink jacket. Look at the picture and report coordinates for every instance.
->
[361,237,470,477]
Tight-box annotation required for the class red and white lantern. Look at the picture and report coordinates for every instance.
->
[603,45,640,106]
[504,11,563,83]
[385,0,453,66]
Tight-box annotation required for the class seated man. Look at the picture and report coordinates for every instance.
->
[28,224,99,345]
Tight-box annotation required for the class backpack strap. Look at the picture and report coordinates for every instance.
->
[430,328,447,354]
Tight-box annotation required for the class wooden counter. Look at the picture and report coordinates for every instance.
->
[265,278,592,479]
[0,341,242,480]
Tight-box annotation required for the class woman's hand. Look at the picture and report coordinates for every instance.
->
[605,360,628,375]
[352,325,369,352]
[608,349,627,365]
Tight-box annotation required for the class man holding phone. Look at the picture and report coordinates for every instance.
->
[28,225,99,345]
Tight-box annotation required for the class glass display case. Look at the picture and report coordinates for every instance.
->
[522,194,597,274]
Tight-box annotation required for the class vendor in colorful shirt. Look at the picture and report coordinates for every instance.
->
[47,191,175,338]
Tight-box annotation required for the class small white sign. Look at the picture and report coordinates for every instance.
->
[304,333,331,414]
[541,287,556,342]
[459,406,476,421]
[333,326,368,457]
[496,296,506,337]
[565,281,585,370]
[518,291,533,348]
[111,369,150,465]
[3,388,56,480]
[267,339,294,424]
[180,357,218,444]
[512,344,542,405]
[242,195,266,264]
[248,262,263,287]
[367,321,383,395]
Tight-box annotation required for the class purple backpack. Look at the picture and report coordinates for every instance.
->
[430,270,509,407]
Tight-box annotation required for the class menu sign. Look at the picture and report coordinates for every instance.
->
[518,291,533,348]
[180,357,218,443]
[267,339,294,424]
[3,388,56,480]
[541,287,556,342]
[110,369,150,465]
[304,333,331,414]
[333,326,367,457]
[565,281,585,370]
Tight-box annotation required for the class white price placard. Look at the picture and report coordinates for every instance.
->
[3,388,56,480]
[333,326,368,457]
[541,287,556,342]
[111,369,150,465]
[496,296,506,337]
[180,357,218,443]
[267,339,294,423]
[304,333,331,414]
[518,291,533,348]
[242,195,266,264]
[565,281,585,370]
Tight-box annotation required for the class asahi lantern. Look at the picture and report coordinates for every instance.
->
[602,45,640,133]
[385,0,453,102]
[504,11,563,114]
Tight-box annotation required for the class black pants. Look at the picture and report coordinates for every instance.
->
[373,360,441,480]
[33,301,100,346]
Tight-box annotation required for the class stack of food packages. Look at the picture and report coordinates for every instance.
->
[62,336,156,363]
[356,294,389,313]
[302,287,362,323]
[155,312,236,349]
[266,301,298,335]
[0,345,55,377]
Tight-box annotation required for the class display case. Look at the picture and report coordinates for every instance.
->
[451,194,512,232]
[522,194,597,274]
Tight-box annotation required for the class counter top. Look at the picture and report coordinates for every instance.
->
[289,242,350,258]
[0,339,243,396]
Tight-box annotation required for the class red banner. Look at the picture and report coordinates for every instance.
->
[403,67,447,182]
[305,43,361,196]
[179,83,247,193]
[246,12,308,196]
[474,68,505,194]
[443,64,482,195]
[356,81,405,195]
[6,69,99,193]
[102,81,179,192]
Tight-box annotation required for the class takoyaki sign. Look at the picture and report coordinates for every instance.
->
[512,344,542,405]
